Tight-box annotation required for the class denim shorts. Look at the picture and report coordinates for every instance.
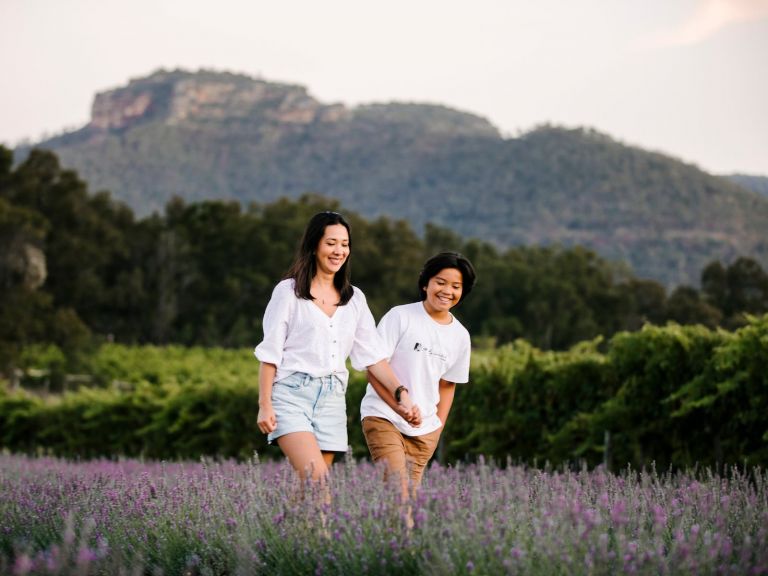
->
[268,372,348,452]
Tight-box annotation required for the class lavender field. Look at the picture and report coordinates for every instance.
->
[1,453,766,575]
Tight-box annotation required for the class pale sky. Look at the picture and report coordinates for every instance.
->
[2,0,767,175]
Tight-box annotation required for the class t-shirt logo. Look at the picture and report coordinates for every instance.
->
[413,342,448,361]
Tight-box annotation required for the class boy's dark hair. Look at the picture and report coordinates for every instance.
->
[285,211,353,305]
[418,252,477,304]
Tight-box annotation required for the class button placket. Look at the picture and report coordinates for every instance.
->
[329,320,338,374]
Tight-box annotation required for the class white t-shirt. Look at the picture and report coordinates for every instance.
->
[360,301,471,436]
[254,279,386,386]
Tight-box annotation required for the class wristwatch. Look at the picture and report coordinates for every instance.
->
[394,385,407,403]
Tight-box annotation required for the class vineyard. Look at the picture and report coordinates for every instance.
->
[2,315,767,470]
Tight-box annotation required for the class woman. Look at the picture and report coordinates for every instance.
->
[360,251,476,493]
[255,211,419,481]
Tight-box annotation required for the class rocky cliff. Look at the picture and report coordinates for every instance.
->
[88,69,350,131]
[85,69,497,137]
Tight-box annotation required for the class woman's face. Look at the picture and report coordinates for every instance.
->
[315,224,350,276]
[423,267,464,316]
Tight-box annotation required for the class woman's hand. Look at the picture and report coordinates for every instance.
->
[257,403,277,434]
[257,362,277,434]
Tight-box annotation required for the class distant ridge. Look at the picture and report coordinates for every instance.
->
[727,174,768,198]
[17,68,768,287]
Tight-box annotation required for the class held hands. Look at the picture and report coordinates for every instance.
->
[396,389,422,427]
[257,404,277,434]
[365,363,422,427]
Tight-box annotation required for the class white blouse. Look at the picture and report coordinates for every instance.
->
[254,279,386,385]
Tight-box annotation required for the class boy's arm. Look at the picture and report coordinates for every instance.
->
[436,379,456,428]
[367,368,422,427]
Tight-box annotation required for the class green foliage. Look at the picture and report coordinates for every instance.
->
[0,384,43,452]
[79,343,260,388]
[2,144,768,470]
[446,339,615,464]
[6,149,139,339]
[3,317,768,468]
[139,379,263,460]
[4,143,768,377]
[1,345,268,459]
[34,385,155,457]
[419,316,767,469]
[701,257,768,328]
[585,324,726,469]
[669,314,768,465]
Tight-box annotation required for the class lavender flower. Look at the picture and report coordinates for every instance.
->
[0,454,766,575]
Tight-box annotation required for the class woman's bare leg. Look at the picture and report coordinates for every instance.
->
[277,432,329,481]
[278,432,336,520]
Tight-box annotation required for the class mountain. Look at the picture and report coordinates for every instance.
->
[16,68,768,287]
[727,174,768,198]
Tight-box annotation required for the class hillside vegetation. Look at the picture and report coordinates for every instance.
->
[4,146,768,378]
[728,174,768,197]
[17,69,768,287]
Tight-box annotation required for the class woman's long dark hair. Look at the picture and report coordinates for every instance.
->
[285,211,354,305]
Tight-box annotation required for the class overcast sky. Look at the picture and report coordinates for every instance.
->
[2,0,767,175]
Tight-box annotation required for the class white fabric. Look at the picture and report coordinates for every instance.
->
[254,279,386,385]
[360,301,471,436]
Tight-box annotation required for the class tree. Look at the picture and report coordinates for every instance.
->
[702,257,768,329]
[725,258,768,324]
[617,278,668,331]
[666,286,722,328]
[0,197,90,379]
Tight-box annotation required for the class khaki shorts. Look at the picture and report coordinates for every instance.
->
[362,416,442,485]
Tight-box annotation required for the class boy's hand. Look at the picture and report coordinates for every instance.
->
[396,390,422,427]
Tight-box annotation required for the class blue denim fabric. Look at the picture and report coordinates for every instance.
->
[268,371,348,452]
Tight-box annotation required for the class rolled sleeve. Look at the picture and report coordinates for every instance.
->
[254,280,294,365]
[349,290,387,370]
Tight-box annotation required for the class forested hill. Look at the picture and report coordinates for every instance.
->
[727,174,768,198]
[17,68,768,287]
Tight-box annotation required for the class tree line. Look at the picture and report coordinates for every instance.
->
[2,147,768,378]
